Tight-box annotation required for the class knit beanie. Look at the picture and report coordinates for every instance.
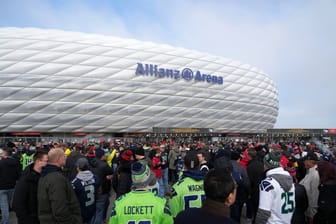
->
[131,161,153,188]
[134,147,145,156]
[264,150,281,169]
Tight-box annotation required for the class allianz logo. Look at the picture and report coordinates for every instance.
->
[135,63,223,85]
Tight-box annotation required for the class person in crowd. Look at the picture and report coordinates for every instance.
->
[90,148,113,224]
[12,150,48,224]
[116,148,133,198]
[175,169,238,224]
[71,157,99,224]
[246,148,264,223]
[291,181,308,224]
[168,145,179,184]
[134,146,151,166]
[38,148,81,224]
[230,150,251,223]
[0,148,22,224]
[170,150,205,218]
[151,147,164,197]
[197,150,210,174]
[64,144,85,180]
[20,145,35,171]
[299,151,320,224]
[313,160,336,224]
[160,144,170,196]
[109,161,173,224]
[256,150,296,224]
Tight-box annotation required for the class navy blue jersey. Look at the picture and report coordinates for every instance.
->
[72,170,100,222]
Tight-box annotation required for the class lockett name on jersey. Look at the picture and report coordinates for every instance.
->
[124,205,154,215]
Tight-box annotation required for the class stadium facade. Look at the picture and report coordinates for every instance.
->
[0,27,279,136]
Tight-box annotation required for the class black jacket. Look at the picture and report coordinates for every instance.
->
[314,181,336,224]
[291,183,308,224]
[175,198,238,224]
[38,164,81,224]
[89,157,113,194]
[12,163,41,224]
[247,158,264,207]
[0,156,21,190]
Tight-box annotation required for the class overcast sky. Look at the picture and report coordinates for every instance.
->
[1,0,335,128]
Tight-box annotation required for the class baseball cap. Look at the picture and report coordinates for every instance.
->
[76,157,89,170]
[264,151,281,169]
[131,161,154,188]
[303,150,319,161]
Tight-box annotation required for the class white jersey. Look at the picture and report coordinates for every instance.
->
[148,180,160,196]
[259,167,295,224]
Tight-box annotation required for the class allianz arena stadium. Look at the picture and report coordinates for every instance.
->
[0,27,278,135]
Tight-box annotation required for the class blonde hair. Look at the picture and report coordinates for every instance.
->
[48,148,64,163]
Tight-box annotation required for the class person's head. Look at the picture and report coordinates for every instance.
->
[197,150,207,164]
[317,160,336,184]
[159,144,166,153]
[121,149,133,162]
[134,147,145,160]
[204,169,237,206]
[33,150,48,173]
[154,148,162,157]
[230,151,241,162]
[76,157,90,172]
[48,148,66,167]
[95,148,106,160]
[184,150,200,170]
[263,150,281,170]
[247,148,257,161]
[303,150,319,169]
[0,147,12,159]
[131,161,155,189]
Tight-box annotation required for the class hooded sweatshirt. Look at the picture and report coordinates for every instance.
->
[72,170,99,223]
[256,167,295,224]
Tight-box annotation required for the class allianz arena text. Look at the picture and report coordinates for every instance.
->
[0,27,279,134]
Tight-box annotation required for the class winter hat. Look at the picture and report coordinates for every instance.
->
[264,151,281,169]
[95,148,105,159]
[76,157,89,171]
[134,147,145,156]
[121,149,133,161]
[131,161,154,188]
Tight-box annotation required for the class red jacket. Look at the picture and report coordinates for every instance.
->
[151,156,162,178]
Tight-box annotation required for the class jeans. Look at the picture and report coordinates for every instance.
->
[94,193,109,224]
[162,168,169,193]
[157,177,164,198]
[0,189,14,224]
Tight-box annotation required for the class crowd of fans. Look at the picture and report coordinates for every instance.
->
[0,138,335,223]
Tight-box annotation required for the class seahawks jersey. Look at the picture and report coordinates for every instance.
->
[109,190,173,224]
[258,167,295,224]
[72,171,100,223]
[169,176,205,217]
[21,153,34,170]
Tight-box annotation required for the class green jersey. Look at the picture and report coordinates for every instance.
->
[21,153,34,170]
[109,190,173,224]
[169,176,205,217]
